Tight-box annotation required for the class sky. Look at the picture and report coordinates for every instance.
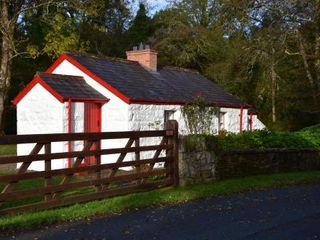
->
[148,0,169,11]
[132,0,170,15]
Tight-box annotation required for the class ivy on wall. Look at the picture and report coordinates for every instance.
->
[181,96,218,135]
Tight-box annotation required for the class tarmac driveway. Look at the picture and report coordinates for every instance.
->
[2,183,320,240]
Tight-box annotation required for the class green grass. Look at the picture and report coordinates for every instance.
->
[1,171,320,231]
[0,175,94,210]
[0,145,16,155]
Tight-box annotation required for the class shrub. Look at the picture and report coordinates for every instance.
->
[214,124,320,150]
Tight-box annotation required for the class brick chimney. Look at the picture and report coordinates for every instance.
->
[126,43,158,71]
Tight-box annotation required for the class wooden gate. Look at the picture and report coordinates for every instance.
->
[0,120,179,215]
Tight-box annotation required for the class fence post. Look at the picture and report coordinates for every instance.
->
[95,140,102,192]
[44,143,52,201]
[165,120,179,187]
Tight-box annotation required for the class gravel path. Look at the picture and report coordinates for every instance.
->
[2,183,320,240]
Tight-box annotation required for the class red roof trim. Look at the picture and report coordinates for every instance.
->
[12,77,64,105]
[68,98,109,103]
[46,54,131,104]
[130,98,251,109]
[45,54,67,73]
[12,75,109,105]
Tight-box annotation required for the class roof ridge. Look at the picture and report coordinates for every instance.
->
[66,52,139,65]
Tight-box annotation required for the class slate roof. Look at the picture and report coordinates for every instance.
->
[36,72,108,101]
[64,53,248,107]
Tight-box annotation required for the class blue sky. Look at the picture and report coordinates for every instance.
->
[132,0,170,15]
[148,0,169,11]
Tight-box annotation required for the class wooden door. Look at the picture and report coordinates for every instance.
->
[84,103,102,165]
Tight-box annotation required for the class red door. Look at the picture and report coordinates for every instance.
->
[84,103,102,166]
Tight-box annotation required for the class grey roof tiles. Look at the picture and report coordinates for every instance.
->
[66,52,246,107]
[37,72,108,101]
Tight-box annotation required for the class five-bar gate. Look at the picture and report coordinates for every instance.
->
[0,120,179,215]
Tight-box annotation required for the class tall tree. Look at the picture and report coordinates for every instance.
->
[0,0,87,133]
[79,0,131,56]
[127,3,153,47]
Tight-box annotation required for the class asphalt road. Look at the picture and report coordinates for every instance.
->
[2,183,320,240]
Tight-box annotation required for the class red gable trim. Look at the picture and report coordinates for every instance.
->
[12,77,64,105]
[12,76,109,105]
[46,54,131,104]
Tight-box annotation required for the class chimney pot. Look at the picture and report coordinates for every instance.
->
[139,42,144,50]
[133,46,137,50]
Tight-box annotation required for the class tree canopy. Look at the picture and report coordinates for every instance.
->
[1,0,319,134]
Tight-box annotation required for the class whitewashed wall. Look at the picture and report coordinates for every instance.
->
[17,84,66,171]
[127,104,265,162]
[128,104,263,134]
[52,60,129,164]
[251,115,265,130]
[67,102,85,166]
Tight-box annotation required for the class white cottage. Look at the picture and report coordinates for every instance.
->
[13,46,265,171]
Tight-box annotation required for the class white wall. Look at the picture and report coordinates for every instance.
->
[251,115,265,130]
[127,104,265,162]
[128,104,263,134]
[52,60,129,164]
[17,84,66,171]
[68,102,85,165]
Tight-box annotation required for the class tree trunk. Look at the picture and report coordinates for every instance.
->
[297,31,318,103]
[271,49,276,123]
[314,35,320,93]
[0,0,14,134]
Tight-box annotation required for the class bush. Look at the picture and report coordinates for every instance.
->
[215,124,320,150]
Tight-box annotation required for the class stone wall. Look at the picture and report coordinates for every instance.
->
[178,136,320,185]
[178,136,216,186]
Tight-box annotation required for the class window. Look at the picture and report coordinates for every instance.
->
[164,110,175,123]
[218,112,226,130]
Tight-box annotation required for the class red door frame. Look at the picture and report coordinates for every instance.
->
[67,100,102,168]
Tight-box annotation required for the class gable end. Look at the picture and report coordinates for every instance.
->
[12,77,64,105]
[45,54,131,104]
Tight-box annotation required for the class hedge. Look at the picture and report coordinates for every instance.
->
[215,124,320,150]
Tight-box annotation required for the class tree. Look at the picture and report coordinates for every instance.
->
[0,0,87,133]
[285,0,320,104]
[172,0,221,28]
[127,3,153,47]
[79,0,132,57]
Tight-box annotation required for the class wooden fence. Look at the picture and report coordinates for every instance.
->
[0,120,179,215]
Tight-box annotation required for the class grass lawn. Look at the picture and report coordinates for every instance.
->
[0,145,16,155]
[0,170,320,231]
[0,175,95,210]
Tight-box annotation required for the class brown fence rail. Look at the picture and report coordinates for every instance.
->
[0,120,179,215]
